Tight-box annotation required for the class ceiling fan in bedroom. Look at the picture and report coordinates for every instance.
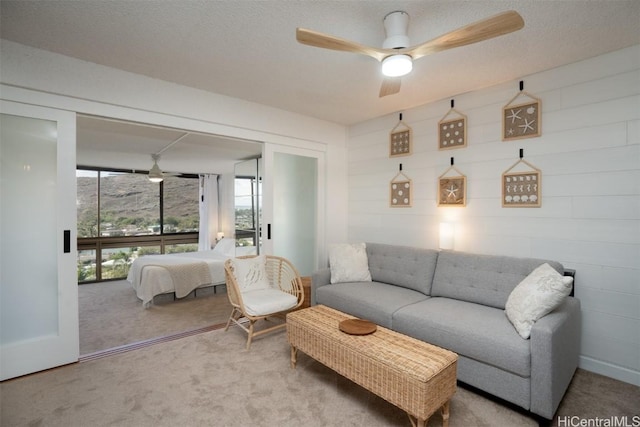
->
[296,10,524,97]
[147,132,191,182]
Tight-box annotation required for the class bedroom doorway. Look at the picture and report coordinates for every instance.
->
[75,116,263,356]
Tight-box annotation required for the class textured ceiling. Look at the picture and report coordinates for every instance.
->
[1,1,639,174]
[2,1,639,126]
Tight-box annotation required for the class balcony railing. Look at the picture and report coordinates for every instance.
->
[77,232,199,284]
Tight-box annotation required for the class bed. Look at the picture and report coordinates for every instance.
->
[127,239,237,307]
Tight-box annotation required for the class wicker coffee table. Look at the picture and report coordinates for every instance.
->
[287,305,458,427]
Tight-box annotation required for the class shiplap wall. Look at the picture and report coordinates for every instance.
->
[347,45,639,385]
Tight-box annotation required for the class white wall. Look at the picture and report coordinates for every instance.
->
[347,45,640,386]
[0,40,349,249]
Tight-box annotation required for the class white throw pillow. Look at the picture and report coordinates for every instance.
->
[329,243,372,284]
[213,238,236,257]
[230,255,271,292]
[505,263,573,339]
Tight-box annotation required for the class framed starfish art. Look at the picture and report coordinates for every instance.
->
[437,161,466,207]
[502,88,541,141]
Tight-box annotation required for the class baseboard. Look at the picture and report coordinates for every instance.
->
[579,356,640,386]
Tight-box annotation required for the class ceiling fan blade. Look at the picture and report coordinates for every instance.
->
[296,28,391,62]
[379,77,401,97]
[406,11,524,60]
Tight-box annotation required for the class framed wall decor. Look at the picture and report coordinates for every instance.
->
[437,159,466,207]
[438,102,467,150]
[502,153,541,207]
[502,82,541,141]
[390,167,412,208]
[389,114,412,158]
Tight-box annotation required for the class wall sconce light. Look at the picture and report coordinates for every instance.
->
[439,222,455,250]
[216,232,225,242]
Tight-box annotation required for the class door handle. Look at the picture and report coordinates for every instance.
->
[63,230,71,253]
[267,224,271,240]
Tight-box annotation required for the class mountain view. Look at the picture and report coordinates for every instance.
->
[76,173,199,238]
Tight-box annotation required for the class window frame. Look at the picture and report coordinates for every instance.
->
[76,166,200,283]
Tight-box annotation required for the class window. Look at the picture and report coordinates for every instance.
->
[235,176,261,248]
[99,172,160,237]
[77,249,96,282]
[77,170,98,238]
[163,175,199,233]
[77,168,200,283]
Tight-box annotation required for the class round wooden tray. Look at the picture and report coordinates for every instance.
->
[339,319,377,335]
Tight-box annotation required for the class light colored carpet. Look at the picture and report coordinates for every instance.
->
[1,328,535,427]
[2,326,638,427]
[8,285,639,426]
[79,280,232,355]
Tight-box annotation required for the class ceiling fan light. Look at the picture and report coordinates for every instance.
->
[148,161,164,183]
[382,54,412,77]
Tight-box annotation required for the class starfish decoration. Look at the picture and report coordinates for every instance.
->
[446,185,458,199]
[519,118,536,133]
[506,109,522,124]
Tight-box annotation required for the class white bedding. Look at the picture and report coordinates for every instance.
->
[127,241,235,307]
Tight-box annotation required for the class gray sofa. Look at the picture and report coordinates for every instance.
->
[311,243,581,420]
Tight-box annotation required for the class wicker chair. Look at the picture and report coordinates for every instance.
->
[224,255,304,349]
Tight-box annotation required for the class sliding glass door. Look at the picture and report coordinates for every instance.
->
[0,101,78,380]
[261,144,324,276]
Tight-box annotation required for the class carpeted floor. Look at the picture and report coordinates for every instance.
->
[79,280,232,355]
[6,283,638,426]
[2,326,638,427]
[0,328,531,426]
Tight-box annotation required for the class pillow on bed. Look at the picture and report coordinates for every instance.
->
[213,238,236,257]
[230,255,271,292]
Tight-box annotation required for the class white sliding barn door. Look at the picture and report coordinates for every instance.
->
[0,101,78,380]
[261,144,324,276]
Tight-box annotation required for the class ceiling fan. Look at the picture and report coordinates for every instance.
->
[147,132,191,182]
[148,154,164,182]
[296,10,524,97]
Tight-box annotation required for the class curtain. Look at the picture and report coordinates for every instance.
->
[198,174,219,250]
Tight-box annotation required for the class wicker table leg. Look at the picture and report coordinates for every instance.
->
[290,346,298,369]
[441,400,450,427]
[407,414,426,427]
[407,399,450,427]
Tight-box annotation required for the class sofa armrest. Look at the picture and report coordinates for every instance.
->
[530,297,581,419]
[310,268,331,306]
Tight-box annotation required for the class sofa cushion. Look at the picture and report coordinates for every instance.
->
[329,243,372,284]
[366,243,439,295]
[315,281,428,329]
[393,298,532,377]
[431,250,564,309]
[505,263,574,339]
